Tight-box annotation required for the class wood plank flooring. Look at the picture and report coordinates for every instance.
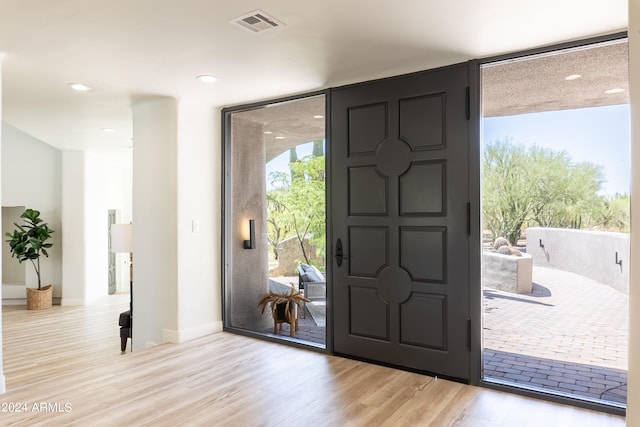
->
[0,295,626,426]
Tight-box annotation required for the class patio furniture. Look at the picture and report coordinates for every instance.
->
[297,263,326,301]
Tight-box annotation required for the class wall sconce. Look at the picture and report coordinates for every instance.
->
[243,219,255,249]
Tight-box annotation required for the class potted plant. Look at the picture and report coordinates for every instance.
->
[5,208,55,310]
[258,288,310,336]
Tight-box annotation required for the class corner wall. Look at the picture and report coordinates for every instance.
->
[1,123,62,294]
[132,97,179,349]
[84,152,132,303]
[61,151,86,304]
[61,151,132,305]
[174,100,221,341]
[132,96,222,348]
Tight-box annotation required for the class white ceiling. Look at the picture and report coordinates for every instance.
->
[0,1,628,165]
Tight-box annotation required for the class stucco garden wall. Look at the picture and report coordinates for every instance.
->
[526,227,629,294]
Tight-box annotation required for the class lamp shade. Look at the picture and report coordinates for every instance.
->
[110,224,133,253]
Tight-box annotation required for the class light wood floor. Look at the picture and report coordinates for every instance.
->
[0,294,626,426]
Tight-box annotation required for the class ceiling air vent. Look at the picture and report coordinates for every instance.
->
[230,10,284,33]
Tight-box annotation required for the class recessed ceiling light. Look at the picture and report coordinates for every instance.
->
[313,115,324,119]
[605,88,625,94]
[264,131,273,134]
[275,136,285,140]
[68,83,92,92]
[101,128,116,133]
[565,74,581,81]
[196,75,218,83]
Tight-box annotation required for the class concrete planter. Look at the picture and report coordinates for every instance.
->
[483,251,533,294]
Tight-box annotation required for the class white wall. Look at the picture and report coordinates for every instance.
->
[2,125,132,307]
[526,228,629,293]
[61,151,86,305]
[132,97,220,348]
[627,1,639,424]
[84,152,132,302]
[111,159,133,294]
[174,101,221,341]
[0,55,6,393]
[132,97,179,350]
[2,206,25,286]
[61,151,133,305]
[1,123,62,295]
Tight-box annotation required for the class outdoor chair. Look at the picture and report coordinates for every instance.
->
[297,263,326,301]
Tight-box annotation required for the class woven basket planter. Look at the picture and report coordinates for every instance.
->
[26,285,53,310]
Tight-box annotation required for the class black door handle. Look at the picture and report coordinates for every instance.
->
[335,238,347,267]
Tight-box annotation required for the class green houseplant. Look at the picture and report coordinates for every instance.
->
[5,208,55,309]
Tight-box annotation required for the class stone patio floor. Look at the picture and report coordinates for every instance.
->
[262,302,326,346]
[483,266,628,405]
[265,266,628,405]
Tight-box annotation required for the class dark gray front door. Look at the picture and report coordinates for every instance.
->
[331,63,470,380]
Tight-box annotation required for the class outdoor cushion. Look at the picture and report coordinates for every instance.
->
[300,264,324,283]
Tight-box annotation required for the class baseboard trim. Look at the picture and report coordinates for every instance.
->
[3,297,62,306]
[163,321,223,344]
[60,297,86,306]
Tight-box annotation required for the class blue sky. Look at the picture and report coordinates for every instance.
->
[483,104,631,196]
[266,141,316,190]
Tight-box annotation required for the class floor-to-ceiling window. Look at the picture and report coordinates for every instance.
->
[223,93,327,348]
[480,39,630,409]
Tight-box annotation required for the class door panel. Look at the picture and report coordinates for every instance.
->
[331,63,470,380]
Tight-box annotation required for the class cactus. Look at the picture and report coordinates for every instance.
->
[509,247,523,257]
[493,237,510,250]
[570,215,582,229]
[496,245,512,255]
[493,237,522,256]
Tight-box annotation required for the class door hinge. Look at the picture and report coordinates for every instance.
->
[465,86,470,120]
[467,318,472,351]
[466,202,471,236]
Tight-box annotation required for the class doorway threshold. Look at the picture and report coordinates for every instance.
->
[481,376,626,416]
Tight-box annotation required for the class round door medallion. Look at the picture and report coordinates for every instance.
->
[377,265,412,304]
[376,139,411,177]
